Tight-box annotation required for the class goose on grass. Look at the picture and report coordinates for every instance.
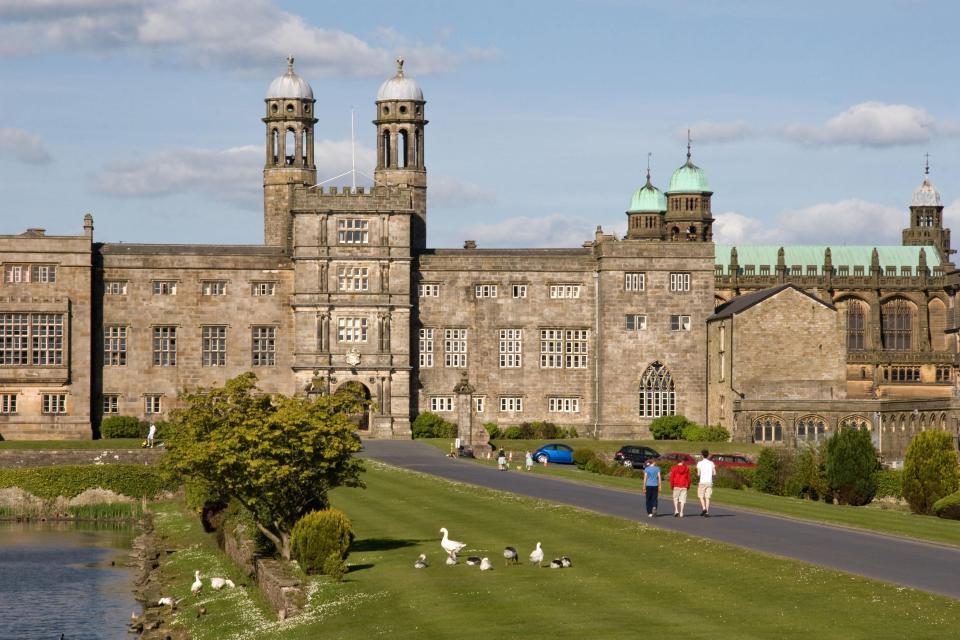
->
[190,570,203,596]
[561,556,572,568]
[445,553,458,566]
[415,553,428,569]
[466,556,482,566]
[549,559,563,569]
[503,546,519,566]
[480,557,493,571]
[440,527,466,558]
[529,542,544,567]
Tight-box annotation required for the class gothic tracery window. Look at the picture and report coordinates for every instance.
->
[846,300,865,351]
[881,299,912,350]
[839,415,870,432]
[796,415,827,442]
[753,416,783,442]
[639,361,675,418]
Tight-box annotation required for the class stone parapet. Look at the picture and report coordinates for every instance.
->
[0,448,162,468]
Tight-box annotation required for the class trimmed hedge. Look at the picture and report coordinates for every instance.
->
[411,412,457,439]
[572,448,598,469]
[902,430,960,515]
[291,508,354,579]
[0,464,174,499]
[483,422,501,439]
[932,491,960,520]
[874,469,903,500]
[650,415,692,440]
[681,424,731,442]
[101,416,144,439]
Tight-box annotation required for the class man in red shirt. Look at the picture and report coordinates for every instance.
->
[669,460,691,517]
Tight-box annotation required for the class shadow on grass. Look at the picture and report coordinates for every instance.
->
[347,563,375,573]
[350,537,425,552]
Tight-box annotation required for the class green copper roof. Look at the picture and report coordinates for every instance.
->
[667,160,710,194]
[714,245,941,275]
[628,182,667,213]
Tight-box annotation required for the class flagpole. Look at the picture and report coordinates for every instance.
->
[350,107,357,192]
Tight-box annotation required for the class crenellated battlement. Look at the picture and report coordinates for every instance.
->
[292,183,415,212]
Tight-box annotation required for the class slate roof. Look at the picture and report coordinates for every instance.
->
[708,284,835,321]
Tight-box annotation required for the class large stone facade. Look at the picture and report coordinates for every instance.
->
[0,60,957,456]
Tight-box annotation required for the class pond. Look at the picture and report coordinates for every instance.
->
[0,522,139,640]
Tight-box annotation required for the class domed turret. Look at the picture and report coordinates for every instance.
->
[266,56,313,99]
[629,173,667,213]
[626,159,666,240]
[377,57,424,102]
[911,174,941,207]
[903,157,951,259]
[664,134,714,242]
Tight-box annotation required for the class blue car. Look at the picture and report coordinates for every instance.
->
[531,443,574,465]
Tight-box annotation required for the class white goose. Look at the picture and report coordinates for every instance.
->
[503,546,519,566]
[210,577,227,590]
[445,553,458,566]
[414,553,428,569]
[561,556,572,568]
[529,542,544,567]
[190,570,203,596]
[480,557,493,571]
[439,527,466,558]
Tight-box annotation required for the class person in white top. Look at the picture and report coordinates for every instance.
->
[695,449,716,517]
[147,423,157,448]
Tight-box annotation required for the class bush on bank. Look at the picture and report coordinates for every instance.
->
[0,464,174,499]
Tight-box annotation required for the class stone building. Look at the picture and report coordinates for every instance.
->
[0,58,957,455]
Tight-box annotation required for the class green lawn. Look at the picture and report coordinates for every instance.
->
[0,438,144,449]
[158,463,959,639]
[420,438,960,547]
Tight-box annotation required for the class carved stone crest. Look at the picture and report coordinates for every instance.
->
[345,347,361,367]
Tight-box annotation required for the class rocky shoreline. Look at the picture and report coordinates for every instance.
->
[129,514,187,639]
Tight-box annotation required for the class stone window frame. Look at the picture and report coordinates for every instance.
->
[474,396,485,413]
[251,325,277,367]
[202,325,227,367]
[430,396,454,412]
[624,272,645,292]
[30,264,57,284]
[625,314,647,331]
[144,394,162,415]
[104,325,128,366]
[444,328,468,368]
[880,298,913,351]
[251,281,277,297]
[539,328,588,369]
[3,263,57,284]
[102,394,120,415]
[0,313,65,367]
[201,280,227,296]
[337,265,370,292]
[498,328,522,368]
[670,314,691,332]
[418,283,441,297]
[152,280,178,295]
[475,283,498,298]
[0,393,16,414]
[104,280,128,295]
[499,396,523,412]
[936,365,953,383]
[337,218,370,244]
[639,361,675,418]
[41,393,67,415]
[549,283,581,299]
[418,328,434,368]
[152,325,178,367]
[845,299,866,352]
[548,397,580,413]
[753,415,783,442]
[669,272,691,292]
[795,415,828,443]
[512,284,528,299]
[337,317,368,343]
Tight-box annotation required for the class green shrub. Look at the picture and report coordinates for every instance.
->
[584,458,608,475]
[649,415,692,440]
[502,426,522,439]
[572,448,597,469]
[291,508,354,578]
[411,412,457,439]
[0,464,173,499]
[932,491,960,520]
[714,467,748,490]
[754,448,793,496]
[483,422,501,440]
[609,465,637,478]
[825,429,878,506]
[902,430,960,515]
[100,416,144,439]
[681,424,731,442]
[565,427,579,438]
[784,446,826,500]
[532,421,559,439]
[184,477,226,513]
[874,469,903,500]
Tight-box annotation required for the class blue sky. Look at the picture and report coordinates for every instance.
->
[1,0,958,249]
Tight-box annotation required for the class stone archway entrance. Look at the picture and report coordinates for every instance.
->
[334,381,372,431]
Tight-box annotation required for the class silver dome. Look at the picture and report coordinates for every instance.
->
[377,57,423,102]
[911,176,942,207]
[266,56,313,100]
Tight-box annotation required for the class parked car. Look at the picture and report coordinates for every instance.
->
[659,452,696,466]
[531,443,574,465]
[709,453,755,469]
[613,445,660,468]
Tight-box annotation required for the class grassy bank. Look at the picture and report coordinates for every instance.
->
[0,439,144,449]
[161,463,959,639]
[421,439,960,547]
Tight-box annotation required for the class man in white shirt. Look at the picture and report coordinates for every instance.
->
[147,423,157,448]
[695,449,716,517]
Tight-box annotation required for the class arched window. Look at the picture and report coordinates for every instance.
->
[285,128,295,165]
[271,129,279,165]
[398,129,408,168]
[839,415,871,431]
[796,415,827,443]
[754,416,783,442]
[301,130,308,166]
[846,300,865,351]
[382,130,391,168]
[639,362,675,418]
[881,299,912,350]
[413,129,420,167]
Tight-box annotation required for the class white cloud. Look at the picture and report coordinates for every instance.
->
[92,139,375,208]
[0,0,479,76]
[428,175,496,208]
[782,102,954,147]
[715,199,904,246]
[463,214,594,248]
[0,128,53,164]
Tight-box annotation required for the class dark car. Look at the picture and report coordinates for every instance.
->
[613,445,660,468]
[710,453,756,469]
[659,452,696,466]
[531,443,574,465]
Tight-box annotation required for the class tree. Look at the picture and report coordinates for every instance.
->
[649,415,692,440]
[902,430,959,515]
[162,373,365,559]
[824,428,878,506]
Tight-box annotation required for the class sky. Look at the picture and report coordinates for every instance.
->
[1,0,959,249]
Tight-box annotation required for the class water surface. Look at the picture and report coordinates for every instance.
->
[0,522,138,640]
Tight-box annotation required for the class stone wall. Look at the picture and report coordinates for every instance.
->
[0,448,163,468]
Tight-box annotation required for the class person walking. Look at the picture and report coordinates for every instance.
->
[524,450,534,472]
[642,459,661,517]
[147,423,157,449]
[497,448,508,471]
[696,449,716,517]
[669,459,691,517]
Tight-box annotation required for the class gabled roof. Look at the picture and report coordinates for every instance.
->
[708,284,835,321]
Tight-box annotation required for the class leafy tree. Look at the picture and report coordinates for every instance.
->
[162,373,365,559]
[824,428,878,506]
[902,430,959,515]
[649,415,692,440]
[754,447,793,495]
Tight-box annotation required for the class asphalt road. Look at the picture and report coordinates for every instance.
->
[361,439,960,599]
